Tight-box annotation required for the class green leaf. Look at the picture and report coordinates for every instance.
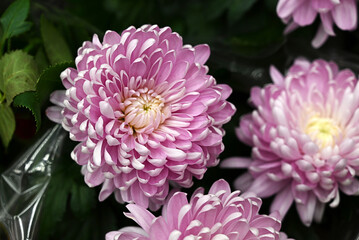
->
[36,61,74,105]
[0,50,38,104]
[264,0,278,12]
[38,169,73,239]
[0,103,15,147]
[205,0,232,20]
[34,47,50,72]
[37,159,98,239]
[0,24,3,41]
[40,16,72,65]
[9,21,32,37]
[13,91,41,131]
[228,0,258,25]
[0,0,30,39]
[70,184,96,217]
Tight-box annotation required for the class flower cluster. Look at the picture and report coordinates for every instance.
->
[47,19,359,238]
[106,179,291,240]
[222,59,359,226]
[46,25,236,209]
[277,0,358,48]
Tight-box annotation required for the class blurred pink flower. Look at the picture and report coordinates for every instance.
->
[46,25,235,209]
[277,0,357,48]
[222,59,359,226]
[106,179,291,240]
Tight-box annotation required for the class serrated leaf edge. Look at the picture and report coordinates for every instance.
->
[13,91,41,131]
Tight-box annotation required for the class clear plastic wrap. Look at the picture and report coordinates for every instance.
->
[0,125,66,240]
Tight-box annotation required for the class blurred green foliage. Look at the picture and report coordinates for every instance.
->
[0,0,359,239]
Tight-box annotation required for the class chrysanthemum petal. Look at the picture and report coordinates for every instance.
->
[229,59,359,226]
[46,25,235,208]
[126,204,156,232]
[277,0,357,47]
[331,0,357,30]
[107,180,292,240]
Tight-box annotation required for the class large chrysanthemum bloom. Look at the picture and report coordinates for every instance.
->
[46,25,235,209]
[221,59,359,226]
[106,179,292,240]
[277,0,358,48]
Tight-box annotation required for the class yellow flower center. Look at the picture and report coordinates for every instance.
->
[305,116,341,148]
[124,91,167,130]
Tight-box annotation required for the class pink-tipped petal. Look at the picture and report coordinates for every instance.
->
[311,0,335,11]
[293,1,317,26]
[107,180,291,239]
[99,179,115,201]
[220,157,252,168]
[277,0,305,19]
[296,193,316,226]
[270,185,294,219]
[312,24,329,48]
[46,106,64,124]
[46,25,235,209]
[277,0,357,46]
[228,59,359,226]
[320,13,335,35]
[194,44,210,65]
[247,175,287,198]
[332,0,357,30]
[209,179,232,196]
[126,204,156,232]
[234,172,254,192]
[270,65,284,85]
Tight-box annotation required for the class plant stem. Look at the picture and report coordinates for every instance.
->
[7,38,10,53]
[0,36,5,57]
[0,92,5,104]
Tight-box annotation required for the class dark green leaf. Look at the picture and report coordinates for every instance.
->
[13,91,41,131]
[205,0,232,20]
[40,16,73,65]
[229,16,284,57]
[38,170,73,239]
[55,198,120,240]
[0,24,3,41]
[0,103,15,147]
[10,21,32,37]
[264,0,278,11]
[70,184,96,217]
[0,0,30,39]
[228,0,258,25]
[34,47,50,72]
[36,61,74,105]
[0,50,38,104]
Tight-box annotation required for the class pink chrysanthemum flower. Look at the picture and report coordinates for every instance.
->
[46,25,235,209]
[222,59,359,226]
[106,179,291,240]
[277,0,358,48]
